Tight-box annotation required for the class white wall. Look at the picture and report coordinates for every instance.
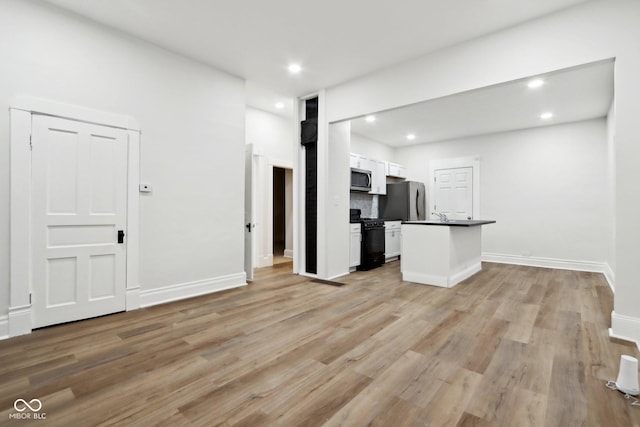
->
[395,119,610,265]
[246,107,293,164]
[606,101,616,285]
[350,133,395,162]
[0,0,246,320]
[322,0,640,346]
[327,122,351,279]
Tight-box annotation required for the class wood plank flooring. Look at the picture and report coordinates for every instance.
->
[1,261,639,426]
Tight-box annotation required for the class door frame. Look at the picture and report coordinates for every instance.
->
[266,162,294,265]
[254,155,293,268]
[244,144,257,281]
[9,96,141,337]
[428,156,481,220]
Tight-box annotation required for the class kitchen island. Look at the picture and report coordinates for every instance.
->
[401,220,496,288]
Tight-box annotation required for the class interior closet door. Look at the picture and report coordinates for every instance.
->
[31,114,128,328]
[434,167,473,220]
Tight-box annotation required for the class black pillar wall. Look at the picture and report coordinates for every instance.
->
[301,98,318,274]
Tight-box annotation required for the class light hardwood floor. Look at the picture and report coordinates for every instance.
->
[1,261,639,426]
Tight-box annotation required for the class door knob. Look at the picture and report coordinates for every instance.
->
[117,230,125,244]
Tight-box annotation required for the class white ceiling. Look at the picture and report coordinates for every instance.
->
[350,59,614,147]
[43,0,594,114]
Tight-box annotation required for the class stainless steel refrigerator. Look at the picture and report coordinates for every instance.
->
[380,181,426,221]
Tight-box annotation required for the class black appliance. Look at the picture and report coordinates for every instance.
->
[380,181,426,221]
[350,167,372,192]
[350,209,385,271]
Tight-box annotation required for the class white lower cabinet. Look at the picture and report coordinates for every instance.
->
[350,224,362,268]
[385,221,402,260]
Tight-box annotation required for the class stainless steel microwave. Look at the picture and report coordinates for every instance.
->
[351,167,372,192]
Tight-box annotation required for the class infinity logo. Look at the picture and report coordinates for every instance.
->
[14,399,42,412]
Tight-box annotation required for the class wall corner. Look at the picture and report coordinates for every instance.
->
[610,311,640,352]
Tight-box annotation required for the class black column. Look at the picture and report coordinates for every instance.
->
[301,98,318,274]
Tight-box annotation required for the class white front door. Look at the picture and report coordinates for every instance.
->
[31,115,128,328]
[434,167,473,220]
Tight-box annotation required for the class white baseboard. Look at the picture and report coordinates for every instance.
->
[483,253,609,273]
[610,311,640,351]
[483,253,617,294]
[483,253,616,293]
[126,287,141,311]
[450,263,483,287]
[283,249,293,259]
[140,272,247,308]
[403,262,481,288]
[0,315,8,340]
[257,254,273,268]
[8,305,32,338]
[602,264,615,294]
[0,275,246,341]
[403,271,449,288]
[327,271,349,281]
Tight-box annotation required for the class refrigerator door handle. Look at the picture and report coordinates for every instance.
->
[416,189,420,218]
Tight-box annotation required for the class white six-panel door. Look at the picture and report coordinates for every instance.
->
[31,114,128,328]
[434,167,473,220]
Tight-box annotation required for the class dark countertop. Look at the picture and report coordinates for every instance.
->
[402,220,496,227]
[350,218,403,223]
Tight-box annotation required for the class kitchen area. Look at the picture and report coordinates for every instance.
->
[350,154,499,289]
[325,60,613,290]
[348,155,421,271]
[348,149,496,288]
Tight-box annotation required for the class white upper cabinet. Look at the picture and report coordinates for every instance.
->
[386,162,407,179]
[369,159,387,195]
[350,153,370,170]
[350,153,405,195]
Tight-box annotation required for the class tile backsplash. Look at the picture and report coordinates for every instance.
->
[350,193,378,218]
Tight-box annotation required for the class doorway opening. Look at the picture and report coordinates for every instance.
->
[273,166,293,267]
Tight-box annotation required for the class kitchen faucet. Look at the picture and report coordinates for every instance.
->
[432,212,449,222]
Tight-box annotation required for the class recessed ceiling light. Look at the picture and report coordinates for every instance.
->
[275,102,285,109]
[540,112,553,120]
[407,134,416,140]
[288,63,302,74]
[365,115,376,123]
[528,78,544,89]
